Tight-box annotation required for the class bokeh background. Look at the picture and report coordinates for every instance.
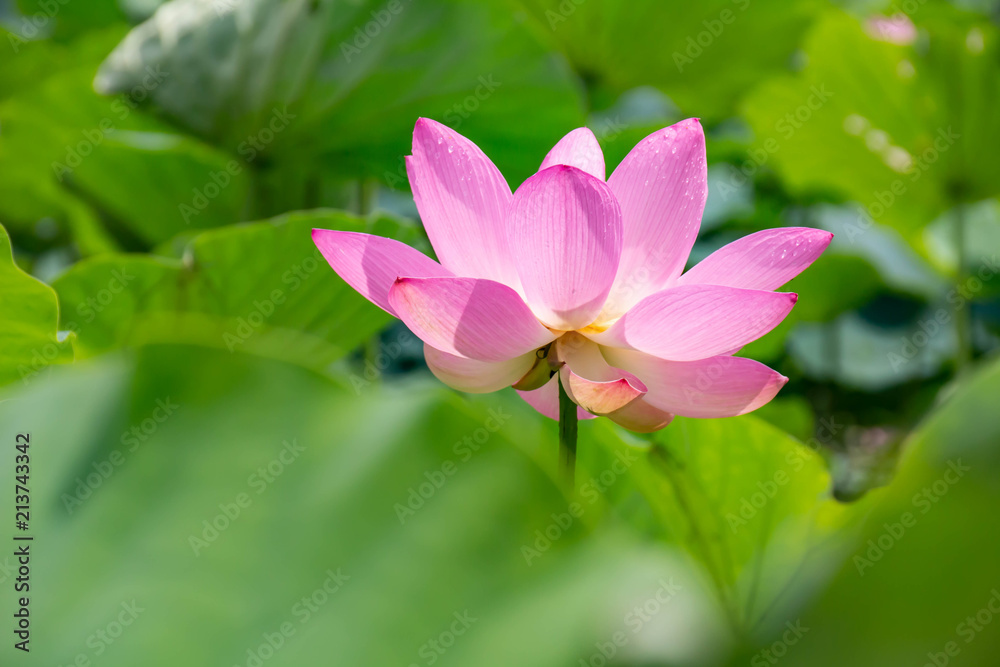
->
[1,0,1000,665]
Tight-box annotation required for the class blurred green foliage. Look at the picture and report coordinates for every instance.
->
[1,0,999,664]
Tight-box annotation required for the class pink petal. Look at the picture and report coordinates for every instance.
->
[312,229,452,316]
[387,276,555,362]
[406,118,518,289]
[539,128,606,180]
[603,347,788,418]
[606,398,675,433]
[508,165,622,330]
[601,119,707,320]
[589,284,797,361]
[677,228,833,291]
[516,374,595,422]
[556,333,645,415]
[424,344,537,394]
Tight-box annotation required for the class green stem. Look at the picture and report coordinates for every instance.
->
[954,205,972,372]
[558,374,578,490]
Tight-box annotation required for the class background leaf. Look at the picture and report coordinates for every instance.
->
[0,223,73,387]
[583,415,863,638]
[52,210,418,368]
[0,346,727,667]
[94,0,587,187]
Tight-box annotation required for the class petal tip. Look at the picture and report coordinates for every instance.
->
[533,162,598,184]
[677,117,705,134]
[617,372,648,394]
[412,117,450,147]
[812,228,835,244]
[617,375,648,395]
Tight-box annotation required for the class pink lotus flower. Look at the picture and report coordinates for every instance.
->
[313,118,832,432]
[865,14,917,45]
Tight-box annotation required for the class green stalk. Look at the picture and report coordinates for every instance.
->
[558,374,578,490]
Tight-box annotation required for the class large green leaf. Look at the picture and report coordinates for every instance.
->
[923,200,1000,296]
[0,24,127,101]
[515,0,820,119]
[52,209,415,368]
[738,354,1000,666]
[94,0,586,187]
[0,29,251,251]
[787,311,957,391]
[0,345,725,666]
[70,130,253,244]
[0,28,133,253]
[741,7,1000,255]
[0,223,73,387]
[14,0,127,40]
[582,414,863,638]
